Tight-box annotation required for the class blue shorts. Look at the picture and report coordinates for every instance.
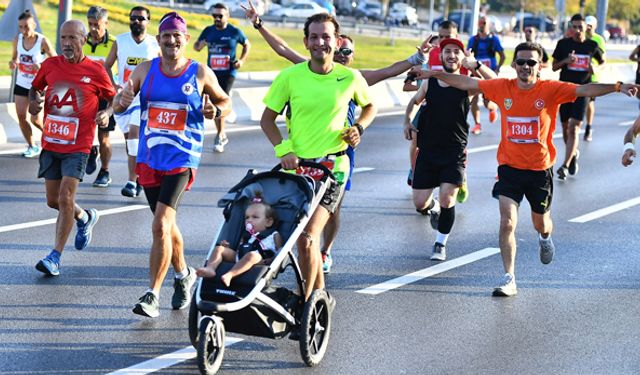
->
[345,146,355,191]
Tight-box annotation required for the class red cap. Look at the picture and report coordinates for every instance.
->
[439,38,465,51]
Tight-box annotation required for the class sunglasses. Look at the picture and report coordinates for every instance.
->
[129,16,147,22]
[212,14,224,19]
[337,48,353,56]
[515,59,538,67]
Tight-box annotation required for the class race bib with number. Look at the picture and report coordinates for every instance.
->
[506,116,541,144]
[568,54,590,71]
[43,114,79,145]
[296,158,335,181]
[18,63,38,75]
[209,54,231,71]
[147,101,188,134]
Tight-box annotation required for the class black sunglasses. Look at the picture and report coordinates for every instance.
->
[337,48,353,56]
[515,59,538,67]
[212,14,224,19]
[129,16,148,22]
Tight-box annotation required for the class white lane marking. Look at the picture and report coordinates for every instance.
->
[353,167,374,173]
[106,338,243,375]
[0,205,148,234]
[619,120,635,126]
[376,110,405,117]
[569,196,640,223]
[356,247,500,295]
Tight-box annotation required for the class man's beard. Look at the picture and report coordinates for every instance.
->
[130,24,144,37]
[443,63,456,73]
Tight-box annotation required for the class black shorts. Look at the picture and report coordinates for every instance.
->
[492,165,553,214]
[214,73,235,94]
[98,99,116,132]
[412,149,466,189]
[13,84,29,97]
[559,96,587,123]
[589,96,596,102]
[143,169,191,212]
[38,150,88,181]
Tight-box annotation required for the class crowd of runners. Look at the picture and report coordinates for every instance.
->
[7,2,640,318]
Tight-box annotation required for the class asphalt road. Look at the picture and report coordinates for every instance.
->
[1,94,640,374]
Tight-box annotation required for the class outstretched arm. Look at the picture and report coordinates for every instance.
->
[622,115,640,167]
[575,82,638,98]
[418,69,480,92]
[360,35,433,86]
[243,0,306,64]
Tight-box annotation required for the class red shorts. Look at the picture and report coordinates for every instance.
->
[135,163,197,190]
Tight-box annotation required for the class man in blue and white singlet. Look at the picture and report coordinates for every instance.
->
[113,12,231,318]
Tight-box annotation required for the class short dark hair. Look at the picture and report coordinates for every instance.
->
[339,34,353,44]
[87,6,108,21]
[439,20,458,31]
[130,6,151,20]
[513,42,543,61]
[18,10,33,21]
[304,13,340,38]
[212,3,229,12]
[570,13,585,23]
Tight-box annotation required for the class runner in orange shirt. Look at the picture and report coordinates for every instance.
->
[419,42,638,297]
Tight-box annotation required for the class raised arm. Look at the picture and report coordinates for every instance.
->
[622,115,640,166]
[360,36,432,86]
[243,0,306,64]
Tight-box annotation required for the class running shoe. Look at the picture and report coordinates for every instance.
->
[492,273,517,297]
[85,145,99,175]
[35,250,60,276]
[407,168,413,186]
[322,252,333,274]
[22,145,41,158]
[471,123,482,135]
[584,125,593,142]
[556,166,568,181]
[430,242,446,261]
[93,169,111,188]
[568,150,580,176]
[429,202,441,231]
[457,181,469,203]
[213,134,228,153]
[75,208,99,250]
[133,292,160,318]
[539,236,555,265]
[121,181,137,197]
[489,109,497,123]
[171,266,196,310]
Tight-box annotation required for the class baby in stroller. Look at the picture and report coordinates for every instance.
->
[196,195,283,287]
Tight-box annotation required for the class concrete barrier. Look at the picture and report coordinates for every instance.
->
[0,63,637,144]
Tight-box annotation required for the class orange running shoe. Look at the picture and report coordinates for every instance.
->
[471,123,482,135]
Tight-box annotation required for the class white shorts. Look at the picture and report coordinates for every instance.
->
[115,95,141,134]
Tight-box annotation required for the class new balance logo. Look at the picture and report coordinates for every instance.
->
[80,76,91,83]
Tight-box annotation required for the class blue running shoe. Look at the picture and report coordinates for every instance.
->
[75,208,99,250]
[35,250,60,276]
[322,252,333,274]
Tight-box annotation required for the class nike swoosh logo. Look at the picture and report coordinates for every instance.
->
[337,77,347,82]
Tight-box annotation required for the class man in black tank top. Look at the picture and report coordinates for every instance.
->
[403,38,496,261]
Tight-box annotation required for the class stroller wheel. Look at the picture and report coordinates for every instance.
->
[188,290,200,348]
[299,289,332,367]
[197,316,225,375]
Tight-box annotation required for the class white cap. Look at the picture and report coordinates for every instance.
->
[585,15,597,28]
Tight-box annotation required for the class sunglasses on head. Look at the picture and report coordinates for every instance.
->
[212,14,224,19]
[129,16,147,22]
[337,48,353,56]
[515,59,538,67]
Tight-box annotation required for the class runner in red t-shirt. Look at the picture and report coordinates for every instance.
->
[420,42,638,297]
[29,20,116,277]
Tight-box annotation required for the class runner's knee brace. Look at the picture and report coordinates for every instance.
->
[126,139,138,157]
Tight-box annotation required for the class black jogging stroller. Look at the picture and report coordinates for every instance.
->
[188,162,336,374]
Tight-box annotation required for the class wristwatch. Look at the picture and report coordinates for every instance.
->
[475,60,482,70]
[214,105,222,119]
[354,123,364,136]
[253,18,263,29]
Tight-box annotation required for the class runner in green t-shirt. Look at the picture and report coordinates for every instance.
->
[261,13,376,304]
[585,15,606,142]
